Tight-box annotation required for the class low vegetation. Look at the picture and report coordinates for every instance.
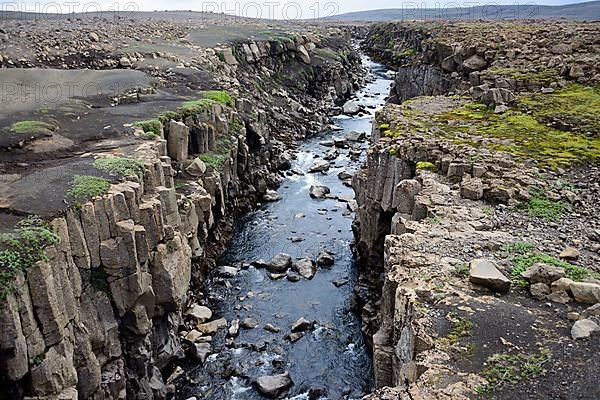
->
[446,314,474,344]
[201,90,234,107]
[67,175,110,202]
[134,119,162,138]
[0,217,59,301]
[199,154,227,171]
[416,161,438,172]
[522,192,565,220]
[478,349,550,392]
[436,85,600,168]
[10,120,55,135]
[92,157,144,178]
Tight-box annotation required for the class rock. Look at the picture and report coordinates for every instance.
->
[197,318,227,335]
[460,176,484,200]
[269,253,292,273]
[185,304,212,323]
[287,272,301,282]
[192,343,211,363]
[346,131,366,141]
[186,158,207,177]
[167,366,184,385]
[309,185,331,199]
[571,319,600,340]
[264,324,281,333]
[338,171,352,180]
[320,140,335,147]
[88,32,100,42]
[252,259,270,269]
[582,304,600,319]
[567,312,580,321]
[287,332,305,342]
[119,56,132,67]
[291,317,314,333]
[293,258,317,279]
[241,318,259,329]
[521,263,566,285]
[548,291,571,304]
[463,54,487,71]
[296,44,311,64]
[255,372,293,398]
[316,251,335,267]
[530,283,550,300]
[559,247,580,261]
[263,190,282,202]
[551,277,574,292]
[217,266,238,278]
[323,149,339,161]
[228,320,240,337]
[167,120,189,161]
[309,160,330,173]
[570,282,600,304]
[469,259,511,293]
[342,100,360,115]
[333,279,349,288]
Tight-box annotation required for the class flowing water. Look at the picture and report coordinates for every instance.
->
[179,55,393,400]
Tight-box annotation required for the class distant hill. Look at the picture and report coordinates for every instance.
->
[326,1,600,21]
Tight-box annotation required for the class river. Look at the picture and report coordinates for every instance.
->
[178,55,393,400]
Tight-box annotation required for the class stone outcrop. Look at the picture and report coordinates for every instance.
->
[0,25,363,400]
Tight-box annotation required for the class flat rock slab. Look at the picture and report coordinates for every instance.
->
[469,259,511,293]
[255,372,293,398]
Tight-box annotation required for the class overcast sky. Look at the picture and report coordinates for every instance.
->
[1,0,590,18]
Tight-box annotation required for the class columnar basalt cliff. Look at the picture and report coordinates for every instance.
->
[355,21,600,399]
[0,17,364,400]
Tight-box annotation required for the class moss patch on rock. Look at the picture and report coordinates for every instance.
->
[10,120,56,135]
[67,175,110,202]
[92,157,144,178]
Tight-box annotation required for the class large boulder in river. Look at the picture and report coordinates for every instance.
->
[293,258,317,279]
[342,100,360,115]
[309,185,330,199]
[255,372,293,398]
[269,253,292,273]
[317,251,335,267]
[309,160,330,173]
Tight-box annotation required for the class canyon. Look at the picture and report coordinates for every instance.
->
[0,13,599,400]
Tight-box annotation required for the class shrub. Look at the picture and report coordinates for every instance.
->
[67,175,110,202]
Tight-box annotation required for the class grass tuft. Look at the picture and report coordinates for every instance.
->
[67,175,110,202]
[480,349,550,392]
[92,157,144,178]
[522,192,565,220]
[10,120,55,135]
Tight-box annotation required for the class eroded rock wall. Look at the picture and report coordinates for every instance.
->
[0,32,363,400]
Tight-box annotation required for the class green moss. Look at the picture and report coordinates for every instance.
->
[181,99,214,114]
[480,349,550,391]
[0,217,59,302]
[437,86,600,168]
[10,120,55,135]
[201,90,234,107]
[511,252,599,285]
[229,120,243,134]
[397,48,417,57]
[416,161,438,172]
[199,154,227,171]
[67,175,110,201]
[481,67,557,85]
[92,157,144,178]
[378,123,390,130]
[134,119,162,137]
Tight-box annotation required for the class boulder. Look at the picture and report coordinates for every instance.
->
[217,266,238,278]
[293,258,317,279]
[346,131,366,141]
[309,160,330,173]
[228,320,240,337]
[186,158,207,177]
[570,282,600,304]
[559,247,580,261]
[316,251,335,267]
[521,263,566,285]
[582,304,600,319]
[269,253,292,273]
[185,304,212,323]
[241,318,259,329]
[469,259,511,293]
[463,54,488,71]
[530,283,550,300]
[263,190,282,202]
[296,45,311,64]
[571,319,600,340]
[309,185,331,199]
[192,343,211,363]
[291,317,314,333]
[197,318,227,335]
[461,176,484,200]
[342,100,360,115]
[255,372,293,398]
